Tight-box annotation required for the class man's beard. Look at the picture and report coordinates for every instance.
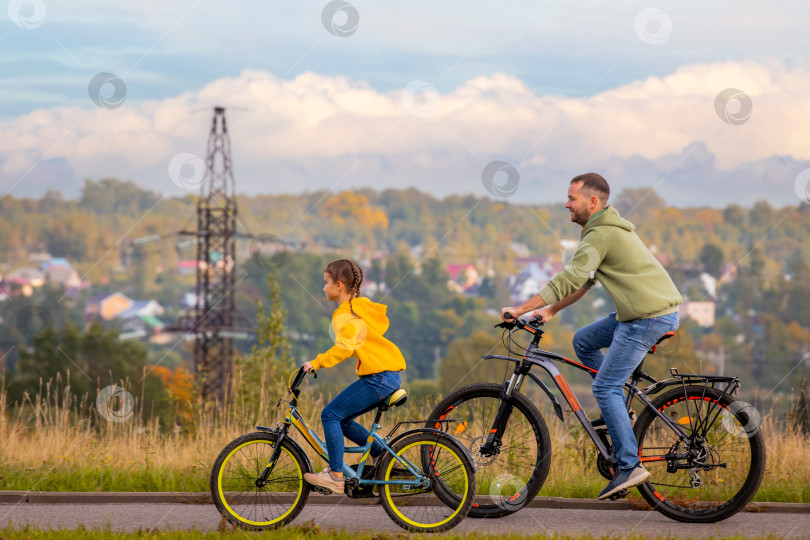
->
[570,208,587,225]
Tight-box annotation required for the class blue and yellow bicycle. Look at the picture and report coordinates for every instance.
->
[210,367,477,533]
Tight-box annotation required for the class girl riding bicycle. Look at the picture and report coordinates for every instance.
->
[302,259,406,494]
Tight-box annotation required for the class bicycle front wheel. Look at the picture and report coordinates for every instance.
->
[634,385,766,523]
[379,431,476,533]
[428,383,551,518]
[210,431,310,530]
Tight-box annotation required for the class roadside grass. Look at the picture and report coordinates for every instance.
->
[0,373,807,503]
[0,525,793,540]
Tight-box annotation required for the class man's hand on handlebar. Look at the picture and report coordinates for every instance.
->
[530,306,555,324]
[496,309,546,330]
[501,307,522,322]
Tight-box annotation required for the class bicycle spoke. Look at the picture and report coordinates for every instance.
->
[635,386,764,522]
[213,435,308,529]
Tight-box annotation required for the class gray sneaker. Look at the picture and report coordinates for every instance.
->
[597,464,651,500]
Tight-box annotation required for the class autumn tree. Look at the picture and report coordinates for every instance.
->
[614,187,666,221]
[234,272,294,423]
[699,243,724,278]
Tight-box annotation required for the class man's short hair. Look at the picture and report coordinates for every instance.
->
[571,173,610,205]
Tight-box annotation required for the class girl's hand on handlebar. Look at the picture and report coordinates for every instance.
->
[302,361,314,373]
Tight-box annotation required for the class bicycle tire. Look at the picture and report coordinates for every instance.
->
[634,385,766,523]
[428,383,551,518]
[378,431,476,533]
[210,431,310,530]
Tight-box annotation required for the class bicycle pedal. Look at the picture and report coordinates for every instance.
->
[608,489,630,501]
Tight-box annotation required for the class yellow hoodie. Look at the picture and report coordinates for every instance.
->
[310,297,407,376]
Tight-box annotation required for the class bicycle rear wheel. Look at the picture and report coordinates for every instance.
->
[634,385,766,523]
[210,431,310,530]
[428,383,551,518]
[378,431,475,533]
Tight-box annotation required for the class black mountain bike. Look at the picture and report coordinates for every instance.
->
[428,314,766,523]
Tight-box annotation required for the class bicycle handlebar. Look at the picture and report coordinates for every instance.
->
[495,312,545,331]
[288,366,317,395]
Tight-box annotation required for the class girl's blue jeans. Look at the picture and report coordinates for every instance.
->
[572,311,679,471]
[322,370,401,472]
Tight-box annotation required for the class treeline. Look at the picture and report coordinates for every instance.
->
[1,179,809,422]
[2,179,809,280]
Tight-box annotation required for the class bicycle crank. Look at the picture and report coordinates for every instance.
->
[595,451,617,481]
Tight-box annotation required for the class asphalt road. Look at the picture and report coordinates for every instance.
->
[0,500,808,538]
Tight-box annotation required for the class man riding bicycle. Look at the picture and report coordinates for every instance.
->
[501,172,682,500]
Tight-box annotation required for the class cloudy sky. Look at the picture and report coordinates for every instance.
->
[2,0,810,207]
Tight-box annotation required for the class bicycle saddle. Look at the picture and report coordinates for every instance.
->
[648,331,676,354]
[385,388,408,408]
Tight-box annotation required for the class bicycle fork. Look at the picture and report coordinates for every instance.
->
[256,425,290,487]
[478,368,529,456]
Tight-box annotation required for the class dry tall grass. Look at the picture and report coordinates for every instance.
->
[0,372,807,502]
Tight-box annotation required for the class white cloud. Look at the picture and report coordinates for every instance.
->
[1,60,809,204]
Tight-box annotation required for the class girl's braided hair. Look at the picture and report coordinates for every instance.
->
[324,259,364,316]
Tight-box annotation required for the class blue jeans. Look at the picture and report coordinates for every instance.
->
[572,311,679,471]
[322,370,401,472]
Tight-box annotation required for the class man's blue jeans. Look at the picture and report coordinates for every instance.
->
[572,311,679,471]
[322,370,401,472]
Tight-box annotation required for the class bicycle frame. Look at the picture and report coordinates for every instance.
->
[480,322,741,466]
[257,373,437,489]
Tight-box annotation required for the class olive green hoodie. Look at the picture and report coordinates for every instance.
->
[539,206,682,322]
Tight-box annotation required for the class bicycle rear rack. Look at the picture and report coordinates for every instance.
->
[641,368,740,398]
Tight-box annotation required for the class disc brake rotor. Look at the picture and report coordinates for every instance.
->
[470,435,499,466]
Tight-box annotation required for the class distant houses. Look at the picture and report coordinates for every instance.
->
[446,263,480,294]
[680,301,716,328]
[85,292,134,321]
[85,292,167,342]
[0,253,87,298]
[507,257,563,305]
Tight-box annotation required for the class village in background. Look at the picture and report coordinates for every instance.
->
[1,179,808,425]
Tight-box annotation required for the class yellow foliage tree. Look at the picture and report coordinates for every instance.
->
[322,192,389,229]
[150,365,194,421]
